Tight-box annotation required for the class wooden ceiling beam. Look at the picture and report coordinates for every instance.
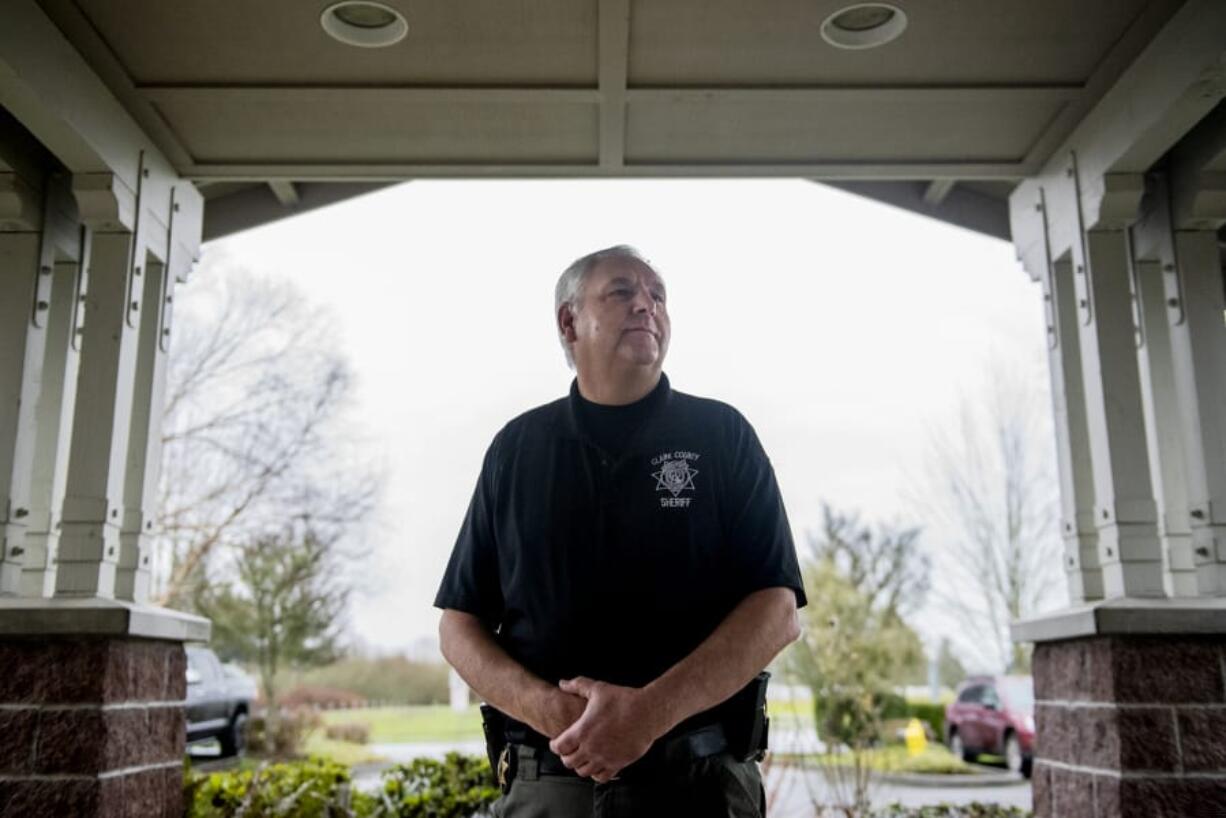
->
[139,84,1079,106]
[923,179,956,205]
[138,86,602,104]
[597,0,631,169]
[184,161,1026,182]
[267,180,299,206]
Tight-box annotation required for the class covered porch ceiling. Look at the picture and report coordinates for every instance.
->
[33,0,1188,241]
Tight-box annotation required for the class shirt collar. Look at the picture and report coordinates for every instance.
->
[563,372,671,441]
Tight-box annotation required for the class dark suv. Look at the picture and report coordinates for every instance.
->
[945,675,1034,777]
[186,645,253,757]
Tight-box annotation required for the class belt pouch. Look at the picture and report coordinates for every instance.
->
[480,704,509,782]
[724,672,771,762]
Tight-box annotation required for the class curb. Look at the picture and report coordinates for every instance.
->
[872,766,1028,788]
[776,761,1029,789]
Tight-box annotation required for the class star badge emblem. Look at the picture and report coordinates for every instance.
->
[652,459,698,498]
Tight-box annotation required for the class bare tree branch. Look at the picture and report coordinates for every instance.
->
[915,359,1065,673]
[151,262,383,610]
[806,503,931,623]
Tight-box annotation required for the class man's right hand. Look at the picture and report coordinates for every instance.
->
[530,687,587,738]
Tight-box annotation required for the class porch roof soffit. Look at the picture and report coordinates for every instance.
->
[13,0,1192,240]
[1008,0,1226,280]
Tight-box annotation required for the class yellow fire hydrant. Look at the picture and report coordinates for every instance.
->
[904,718,928,756]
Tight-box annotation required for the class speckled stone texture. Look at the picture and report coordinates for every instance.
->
[0,638,186,704]
[1030,635,1226,818]
[0,636,186,818]
[0,767,182,818]
[1034,637,1226,704]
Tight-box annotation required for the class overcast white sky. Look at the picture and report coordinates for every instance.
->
[204,179,1052,666]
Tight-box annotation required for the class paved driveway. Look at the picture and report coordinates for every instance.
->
[766,763,1032,816]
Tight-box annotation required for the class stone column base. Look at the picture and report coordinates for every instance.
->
[1014,598,1226,818]
[0,598,209,818]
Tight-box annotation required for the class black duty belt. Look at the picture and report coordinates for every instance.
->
[485,673,771,792]
[515,722,729,781]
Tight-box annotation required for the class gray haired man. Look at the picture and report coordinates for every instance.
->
[435,245,806,817]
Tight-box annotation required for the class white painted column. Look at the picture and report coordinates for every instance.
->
[1017,167,1166,600]
[52,149,200,600]
[1017,187,1106,603]
[1072,222,1164,597]
[1168,228,1226,595]
[0,170,49,595]
[55,169,149,598]
[1131,255,1197,597]
[21,250,89,599]
[116,180,197,603]
[1160,109,1226,597]
[1041,246,1102,602]
[117,257,171,603]
[1130,173,1199,598]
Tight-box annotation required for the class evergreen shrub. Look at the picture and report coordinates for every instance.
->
[904,701,946,741]
[371,753,499,817]
[184,752,498,818]
[186,757,355,818]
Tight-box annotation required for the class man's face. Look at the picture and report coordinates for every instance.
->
[563,257,670,375]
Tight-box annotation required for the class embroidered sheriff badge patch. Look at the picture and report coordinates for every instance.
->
[650,450,700,508]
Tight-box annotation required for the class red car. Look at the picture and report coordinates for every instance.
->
[945,675,1034,777]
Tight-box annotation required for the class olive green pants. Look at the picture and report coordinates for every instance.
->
[491,746,766,818]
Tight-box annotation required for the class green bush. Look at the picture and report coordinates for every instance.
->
[815,690,910,746]
[875,804,1031,818]
[184,753,497,818]
[877,692,909,721]
[905,701,946,741]
[186,757,359,818]
[371,753,499,817]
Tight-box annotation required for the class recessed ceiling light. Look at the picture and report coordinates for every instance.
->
[821,4,907,50]
[321,2,408,48]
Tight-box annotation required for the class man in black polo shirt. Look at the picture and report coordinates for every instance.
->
[435,245,806,817]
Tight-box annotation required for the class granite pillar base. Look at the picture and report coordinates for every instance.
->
[1029,633,1226,818]
[0,598,209,818]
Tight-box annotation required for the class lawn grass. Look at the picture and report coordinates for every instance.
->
[317,705,485,743]
[884,746,977,775]
[313,701,823,741]
[300,733,389,766]
[766,698,815,724]
[781,745,978,776]
[318,702,815,744]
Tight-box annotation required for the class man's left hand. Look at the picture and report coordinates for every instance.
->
[548,677,665,783]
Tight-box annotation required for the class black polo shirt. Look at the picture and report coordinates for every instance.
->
[434,374,806,689]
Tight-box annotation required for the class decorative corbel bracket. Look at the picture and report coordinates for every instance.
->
[72,172,136,232]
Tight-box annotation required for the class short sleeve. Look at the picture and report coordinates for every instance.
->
[722,411,807,608]
[433,436,505,628]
